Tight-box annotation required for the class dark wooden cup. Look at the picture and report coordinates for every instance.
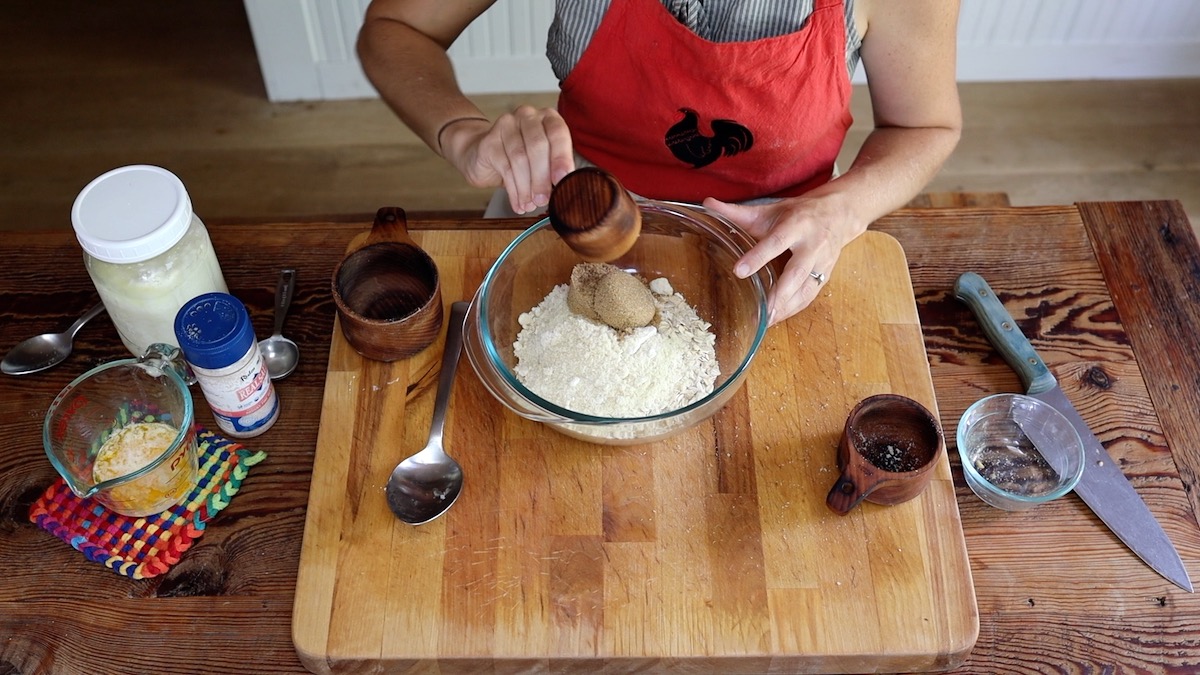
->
[331,207,443,361]
[826,394,944,515]
[547,167,641,262]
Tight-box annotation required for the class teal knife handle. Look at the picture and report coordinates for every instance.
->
[953,272,1057,395]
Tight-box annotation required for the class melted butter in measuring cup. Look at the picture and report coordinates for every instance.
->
[93,421,192,511]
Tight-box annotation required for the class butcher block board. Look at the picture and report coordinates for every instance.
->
[293,227,978,674]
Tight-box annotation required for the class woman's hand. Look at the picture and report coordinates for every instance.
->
[704,0,962,326]
[440,105,576,214]
[703,193,862,326]
[358,1,576,214]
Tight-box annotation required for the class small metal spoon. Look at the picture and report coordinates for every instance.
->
[386,301,468,525]
[258,269,300,380]
[2,303,106,376]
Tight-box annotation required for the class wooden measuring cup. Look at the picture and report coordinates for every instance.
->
[826,394,944,515]
[547,167,641,262]
[331,207,443,361]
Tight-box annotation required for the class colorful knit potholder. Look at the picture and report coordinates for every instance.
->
[29,428,266,580]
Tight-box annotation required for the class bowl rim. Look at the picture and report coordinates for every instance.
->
[475,200,771,425]
[955,392,1085,505]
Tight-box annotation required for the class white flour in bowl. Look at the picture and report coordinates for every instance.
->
[513,277,718,418]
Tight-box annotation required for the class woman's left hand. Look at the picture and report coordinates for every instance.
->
[702,194,861,326]
[695,0,963,326]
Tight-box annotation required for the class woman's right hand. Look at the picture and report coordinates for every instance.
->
[440,105,576,214]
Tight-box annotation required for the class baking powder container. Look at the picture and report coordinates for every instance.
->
[72,165,229,357]
[174,292,279,438]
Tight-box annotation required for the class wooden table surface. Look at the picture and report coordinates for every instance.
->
[2,200,1199,674]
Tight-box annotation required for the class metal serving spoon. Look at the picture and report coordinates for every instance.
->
[258,269,300,380]
[2,303,106,376]
[385,301,468,525]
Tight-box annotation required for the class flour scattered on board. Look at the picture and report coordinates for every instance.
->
[513,274,718,418]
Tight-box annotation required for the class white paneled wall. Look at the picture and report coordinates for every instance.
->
[243,0,555,101]
[955,0,1200,81]
[244,0,1200,102]
[444,1,558,94]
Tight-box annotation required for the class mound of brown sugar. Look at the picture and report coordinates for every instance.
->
[567,262,656,330]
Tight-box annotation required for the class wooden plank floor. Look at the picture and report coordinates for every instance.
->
[1,1,1197,231]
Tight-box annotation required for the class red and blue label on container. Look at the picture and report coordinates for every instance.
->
[174,292,280,438]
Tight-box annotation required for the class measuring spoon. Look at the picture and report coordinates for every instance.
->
[385,301,467,525]
[2,303,106,376]
[259,269,300,380]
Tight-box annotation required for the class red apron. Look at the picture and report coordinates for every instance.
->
[557,0,852,203]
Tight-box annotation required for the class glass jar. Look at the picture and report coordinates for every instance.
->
[71,165,229,357]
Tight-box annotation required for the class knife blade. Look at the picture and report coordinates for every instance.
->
[954,271,1193,592]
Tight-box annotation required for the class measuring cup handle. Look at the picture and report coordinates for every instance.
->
[826,469,878,516]
[274,269,296,335]
[364,207,417,247]
[140,343,197,385]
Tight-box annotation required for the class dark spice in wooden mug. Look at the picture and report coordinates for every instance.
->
[826,393,944,515]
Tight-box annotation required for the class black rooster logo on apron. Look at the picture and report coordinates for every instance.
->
[664,108,754,169]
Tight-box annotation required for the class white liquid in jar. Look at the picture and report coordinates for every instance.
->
[73,166,231,358]
[93,421,193,514]
[86,214,228,357]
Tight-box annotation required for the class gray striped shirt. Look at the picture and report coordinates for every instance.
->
[547,0,862,81]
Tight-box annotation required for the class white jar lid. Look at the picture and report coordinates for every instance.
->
[71,165,194,263]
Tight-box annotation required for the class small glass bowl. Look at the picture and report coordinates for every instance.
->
[957,393,1085,511]
[463,199,772,445]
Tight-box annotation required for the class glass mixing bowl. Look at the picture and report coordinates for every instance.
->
[464,200,772,445]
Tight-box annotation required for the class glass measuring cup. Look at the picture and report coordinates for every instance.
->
[43,343,198,517]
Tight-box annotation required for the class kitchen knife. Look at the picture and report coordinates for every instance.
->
[954,271,1193,592]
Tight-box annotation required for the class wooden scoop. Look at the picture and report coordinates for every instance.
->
[547,167,641,262]
[826,394,944,515]
[331,207,444,361]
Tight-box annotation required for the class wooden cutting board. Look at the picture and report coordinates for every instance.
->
[293,227,978,674]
